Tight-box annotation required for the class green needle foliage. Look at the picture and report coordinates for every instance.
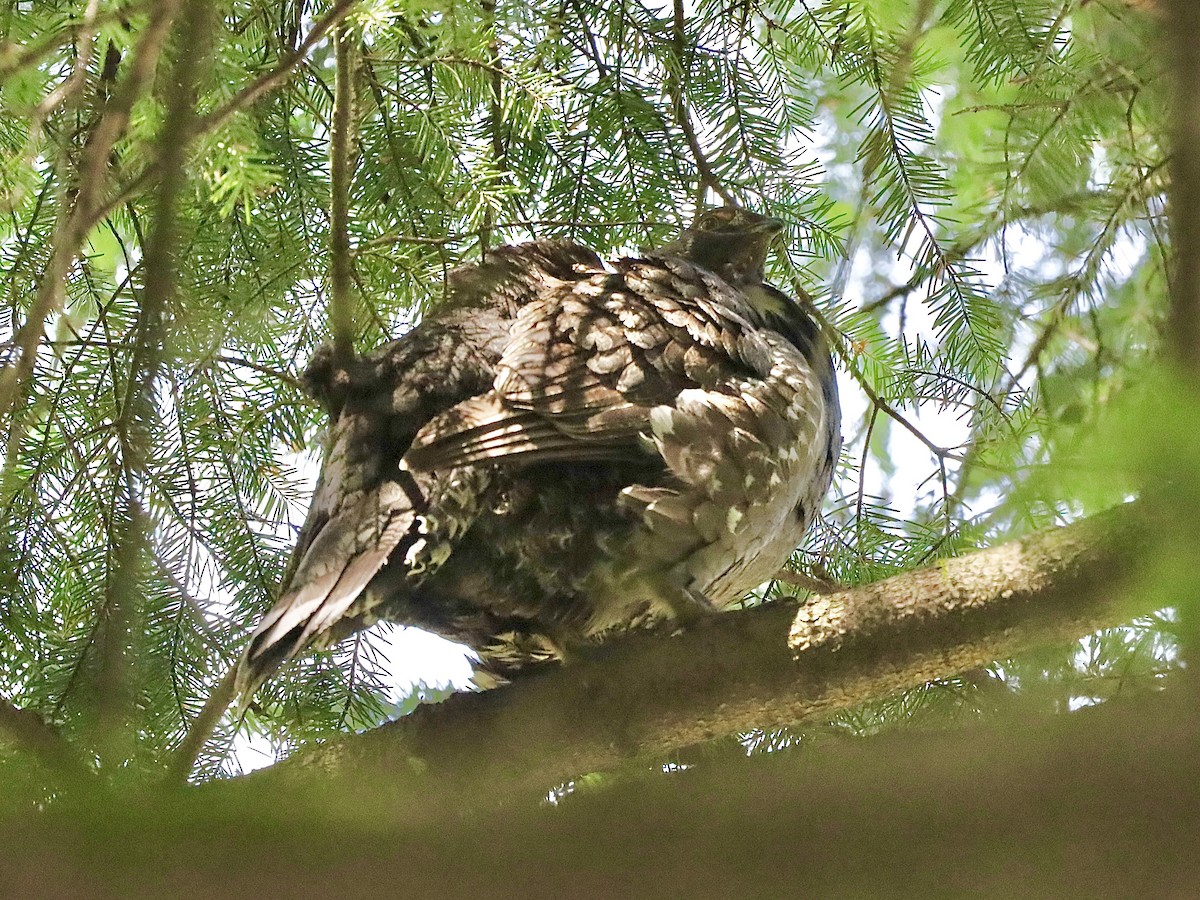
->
[0,0,1173,784]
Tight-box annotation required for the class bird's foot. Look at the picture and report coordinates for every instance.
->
[772,563,846,595]
[666,587,721,631]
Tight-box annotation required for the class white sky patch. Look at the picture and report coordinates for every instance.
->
[375,624,478,697]
[232,730,278,774]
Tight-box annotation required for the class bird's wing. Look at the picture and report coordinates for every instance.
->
[405,255,766,470]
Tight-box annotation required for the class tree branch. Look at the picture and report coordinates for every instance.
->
[0,1,181,426]
[668,0,734,205]
[253,504,1149,802]
[329,22,358,364]
[1168,0,1200,369]
[4,689,1199,895]
[95,0,214,772]
[1165,0,1200,663]
[0,696,91,783]
[77,0,363,239]
[165,664,239,786]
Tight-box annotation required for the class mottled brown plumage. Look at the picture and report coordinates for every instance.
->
[236,208,841,697]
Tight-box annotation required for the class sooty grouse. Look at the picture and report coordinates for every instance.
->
[236,207,841,696]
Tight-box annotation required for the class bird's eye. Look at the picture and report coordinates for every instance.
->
[696,208,739,231]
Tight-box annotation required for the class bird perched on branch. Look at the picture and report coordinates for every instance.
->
[235,207,841,698]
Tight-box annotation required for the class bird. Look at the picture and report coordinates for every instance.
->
[235,207,841,698]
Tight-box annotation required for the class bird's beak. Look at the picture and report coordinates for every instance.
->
[760,217,786,234]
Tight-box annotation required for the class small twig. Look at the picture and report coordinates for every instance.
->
[569,0,611,79]
[357,232,456,250]
[356,220,673,253]
[669,0,734,205]
[771,569,844,594]
[856,404,879,543]
[479,0,506,256]
[854,363,966,462]
[164,664,240,786]
[211,354,306,393]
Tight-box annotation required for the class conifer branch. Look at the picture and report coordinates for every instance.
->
[2,0,104,217]
[165,664,239,786]
[1167,0,1200,371]
[0,1,151,82]
[480,0,505,255]
[0,696,91,783]
[80,0,364,238]
[260,506,1148,797]
[96,0,214,773]
[330,23,359,365]
[0,0,181,428]
[669,0,734,205]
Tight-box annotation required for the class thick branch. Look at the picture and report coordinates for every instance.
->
[256,504,1149,800]
[1168,0,1200,369]
[3,691,1198,895]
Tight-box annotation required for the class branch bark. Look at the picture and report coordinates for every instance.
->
[3,690,1198,896]
[251,504,1150,803]
[1168,0,1200,370]
[329,22,358,364]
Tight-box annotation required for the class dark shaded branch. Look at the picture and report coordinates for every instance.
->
[1168,0,1200,370]
[255,505,1148,802]
[1165,0,1200,662]
[3,690,1199,895]
[329,23,358,363]
[0,697,91,783]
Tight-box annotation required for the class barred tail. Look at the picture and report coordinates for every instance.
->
[235,476,422,699]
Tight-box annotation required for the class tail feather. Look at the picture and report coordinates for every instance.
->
[234,479,419,698]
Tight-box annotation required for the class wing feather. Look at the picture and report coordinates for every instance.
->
[403,257,764,473]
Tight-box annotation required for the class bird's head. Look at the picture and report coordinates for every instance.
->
[660,206,785,288]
